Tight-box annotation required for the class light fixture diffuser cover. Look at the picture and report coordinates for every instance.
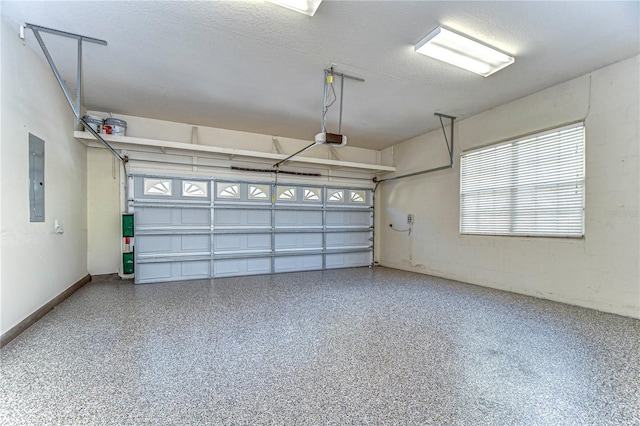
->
[266,0,322,16]
[415,26,514,77]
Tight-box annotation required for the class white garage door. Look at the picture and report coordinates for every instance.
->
[132,174,373,284]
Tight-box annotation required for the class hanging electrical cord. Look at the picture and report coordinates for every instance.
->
[321,68,338,133]
[389,224,412,236]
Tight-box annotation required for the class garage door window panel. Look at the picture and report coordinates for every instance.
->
[249,185,269,200]
[328,189,344,203]
[217,183,240,199]
[350,190,366,204]
[144,178,172,196]
[277,186,297,201]
[182,181,208,198]
[303,188,321,202]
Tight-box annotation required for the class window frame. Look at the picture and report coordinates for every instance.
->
[328,189,345,203]
[144,178,173,196]
[459,122,585,238]
[248,184,270,201]
[182,180,208,198]
[216,182,240,199]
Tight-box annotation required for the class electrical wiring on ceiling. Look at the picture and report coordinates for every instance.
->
[321,69,338,133]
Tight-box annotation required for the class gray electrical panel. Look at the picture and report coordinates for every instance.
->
[29,133,45,222]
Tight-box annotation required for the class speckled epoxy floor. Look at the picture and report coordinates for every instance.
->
[1,267,639,425]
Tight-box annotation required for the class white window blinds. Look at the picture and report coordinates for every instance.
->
[460,123,585,237]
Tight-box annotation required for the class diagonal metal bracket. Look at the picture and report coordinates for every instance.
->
[24,23,106,120]
[374,112,456,183]
[23,23,125,164]
[435,112,455,168]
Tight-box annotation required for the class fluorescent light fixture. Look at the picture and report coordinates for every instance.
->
[415,26,514,77]
[266,0,322,16]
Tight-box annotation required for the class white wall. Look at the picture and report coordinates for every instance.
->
[86,111,390,168]
[87,149,121,275]
[0,17,88,334]
[86,113,385,275]
[378,56,640,318]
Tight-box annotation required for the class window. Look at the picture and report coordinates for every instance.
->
[277,186,296,201]
[350,190,365,204]
[217,183,240,199]
[182,181,208,197]
[144,178,172,196]
[328,189,344,202]
[249,185,269,200]
[303,188,321,201]
[460,123,585,237]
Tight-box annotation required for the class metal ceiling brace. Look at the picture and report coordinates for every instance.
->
[373,113,456,183]
[23,23,126,167]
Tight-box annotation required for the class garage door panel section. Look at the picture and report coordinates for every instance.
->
[275,210,322,227]
[181,209,210,225]
[275,233,323,250]
[326,232,371,248]
[215,209,270,228]
[182,260,210,277]
[136,260,211,284]
[137,234,172,254]
[137,234,210,255]
[182,234,210,251]
[326,252,372,269]
[275,255,323,273]
[135,207,173,226]
[326,210,371,227]
[215,234,271,253]
[136,207,210,229]
[215,257,271,278]
[136,262,173,282]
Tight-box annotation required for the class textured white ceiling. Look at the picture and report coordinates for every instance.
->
[3,1,639,150]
